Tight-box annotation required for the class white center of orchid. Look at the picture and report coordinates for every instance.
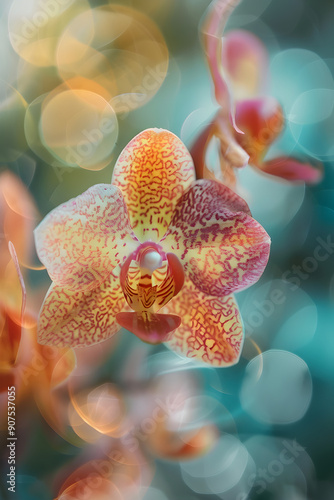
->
[139,250,163,274]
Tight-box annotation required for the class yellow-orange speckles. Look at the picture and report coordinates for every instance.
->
[112,129,195,242]
[38,274,127,347]
[162,277,243,368]
[161,180,270,297]
[34,184,139,292]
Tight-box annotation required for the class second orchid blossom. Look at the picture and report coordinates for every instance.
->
[192,0,322,187]
[34,129,270,367]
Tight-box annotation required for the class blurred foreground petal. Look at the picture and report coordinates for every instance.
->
[259,156,323,183]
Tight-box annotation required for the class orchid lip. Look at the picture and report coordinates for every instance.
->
[117,241,185,343]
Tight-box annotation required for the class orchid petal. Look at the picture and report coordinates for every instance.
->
[235,97,284,165]
[0,171,38,264]
[201,0,243,133]
[222,29,269,100]
[8,242,26,324]
[38,273,126,347]
[163,278,244,367]
[112,128,195,242]
[0,312,22,369]
[259,156,323,184]
[0,243,26,366]
[34,184,139,292]
[0,171,38,307]
[162,180,270,297]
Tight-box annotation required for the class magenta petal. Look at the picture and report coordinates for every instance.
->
[166,253,185,296]
[259,156,323,184]
[222,30,269,99]
[116,311,181,344]
[162,180,270,297]
[235,97,284,165]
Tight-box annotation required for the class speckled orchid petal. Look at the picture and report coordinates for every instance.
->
[38,272,127,347]
[259,156,323,183]
[161,180,270,297]
[163,278,243,367]
[201,0,243,133]
[112,128,195,242]
[34,184,139,292]
[222,30,269,100]
[235,97,284,165]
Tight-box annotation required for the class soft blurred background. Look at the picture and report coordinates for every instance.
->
[0,0,334,499]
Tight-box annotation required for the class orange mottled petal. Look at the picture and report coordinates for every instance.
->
[0,171,38,273]
[0,172,37,314]
[112,128,195,242]
[38,274,126,347]
[259,156,323,184]
[34,184,139,292]
[0,243,26,367]
[163,278,244,367]
[162,180,270,296]
[222,30,269,100]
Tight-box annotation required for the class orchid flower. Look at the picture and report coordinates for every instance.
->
[34,128,270,367]
[193,0,322,187]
